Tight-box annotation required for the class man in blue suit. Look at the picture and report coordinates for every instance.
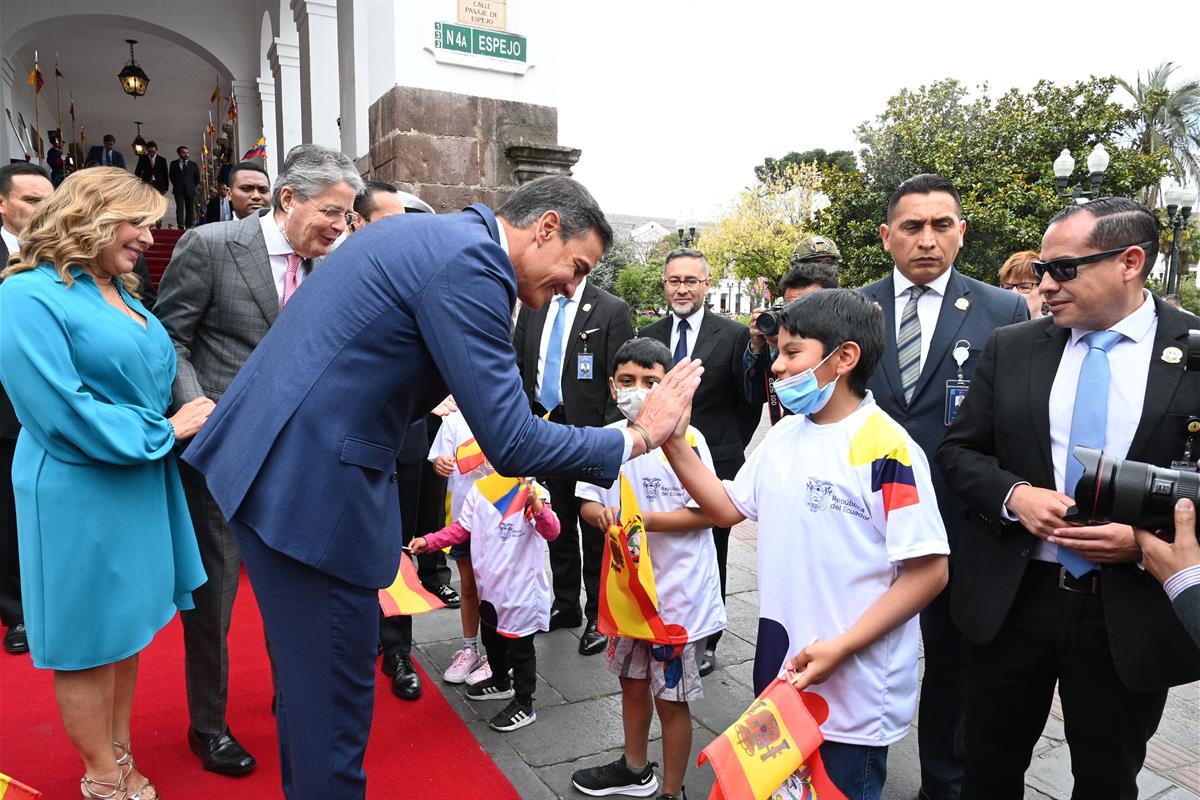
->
[858,174,1027,800]
[183,176,702,799]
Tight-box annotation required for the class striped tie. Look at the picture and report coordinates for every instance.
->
[897,285,928,404]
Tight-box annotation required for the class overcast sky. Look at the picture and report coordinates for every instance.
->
[556,0,1196,222]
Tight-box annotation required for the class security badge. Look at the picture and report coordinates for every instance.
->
[944,339,972,427]
[577,327,600,380]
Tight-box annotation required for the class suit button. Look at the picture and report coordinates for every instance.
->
[390,472,398,482]
[1020,548,1031,558]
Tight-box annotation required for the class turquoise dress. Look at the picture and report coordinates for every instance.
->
[0,264,206,670]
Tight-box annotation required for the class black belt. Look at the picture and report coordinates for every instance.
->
[1028,559,1101,595]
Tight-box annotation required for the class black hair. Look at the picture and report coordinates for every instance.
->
[497,176,613,252]
[0,162,51,196]
[776,288,884,396]
[176,145,188,156]
[611,337,672,377]
[228,162,269,183]
[145,141,157,149]
[779,261,838,295]
[102,134,115,143]
[886,173,962,224]
[354,179,398,218]
[1047,196,1160,277]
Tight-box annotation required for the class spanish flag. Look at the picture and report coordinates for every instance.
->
[699,679,845,800]
[378,552,445,617]
[241,136,267,161]
[598,474,688,645]
[456,438,485,474]
[474,473,531,521]
[26,64,43,94]
[0,773,41,799]
[849,413,920,519]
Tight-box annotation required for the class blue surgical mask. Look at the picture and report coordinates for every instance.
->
[773,346,841,416]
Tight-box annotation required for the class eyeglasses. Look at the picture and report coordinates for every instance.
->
[1001,281,1037,294]
[663,277,709,289]
[311,204,356,227]
[1031,241,1154,283]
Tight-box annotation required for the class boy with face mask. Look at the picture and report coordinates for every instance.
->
[571,338,726,800]
[662,290,949,800]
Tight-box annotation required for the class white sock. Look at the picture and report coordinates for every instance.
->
[463,635,480,651]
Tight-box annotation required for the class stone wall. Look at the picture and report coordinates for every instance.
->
[367,84,572,211]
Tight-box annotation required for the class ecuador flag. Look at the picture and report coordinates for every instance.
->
[848,412,919,519]
[699,679,844,800]
[26,64,43,94]
[456,437,485,474]
[0,773,40,799]
[597,474,688,645]
[474,473,531,521]
[378,553,445,616]
[242,136,267,160]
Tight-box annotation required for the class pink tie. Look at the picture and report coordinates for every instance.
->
[281,253,301,308]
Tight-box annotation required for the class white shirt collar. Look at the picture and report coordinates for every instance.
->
[0,226,19,255]
[497,219,509,256]
[259,209,294,257]
[674,303,704,331]
[1068,290,1157,348]
[893,266,953,298]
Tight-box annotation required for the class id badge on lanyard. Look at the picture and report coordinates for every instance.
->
[944,340,971,426]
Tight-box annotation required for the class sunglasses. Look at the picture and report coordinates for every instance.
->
[1031,241,1154,283]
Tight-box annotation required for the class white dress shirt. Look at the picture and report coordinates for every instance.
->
[534,277,588,398]
[670,305,705,360]
[259,210,306,301]
[892,266,953,376]
[1031,290,1157,562]
[0,226,19,257]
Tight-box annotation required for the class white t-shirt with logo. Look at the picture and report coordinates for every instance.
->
[724,392,949,746]
[576,421,727,644]
[460,480,554,637]
[428,411,483,523]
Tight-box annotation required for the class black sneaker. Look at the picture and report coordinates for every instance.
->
[429,583,461,609]
[488,698,536,731]
[465,674,514,701]
[572,755,660,797]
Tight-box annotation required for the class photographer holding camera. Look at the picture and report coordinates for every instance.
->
[937,197,1200,800]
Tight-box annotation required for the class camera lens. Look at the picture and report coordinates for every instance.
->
[757,309,780,337]
[1072,446,1200,529]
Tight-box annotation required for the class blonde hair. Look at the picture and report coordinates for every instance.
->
[1,167,167,295]
[999,250,1039,285]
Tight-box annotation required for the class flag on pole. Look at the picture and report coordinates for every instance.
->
[79,125,87,144]
[699,679,845,800]
[455,438,485,474]
[378,553,446,617]
[598,473,689,645]
[210,84,222,104]
[0,772,42,798]
[68,99,74,122]
[241,136,267,160]
[473,473,531,521]
[227,95,238,122]
[26,64,43,93]
[54,63,64,79]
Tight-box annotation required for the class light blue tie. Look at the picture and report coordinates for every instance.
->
[1061,329,1124,577]
[538,296,571,411]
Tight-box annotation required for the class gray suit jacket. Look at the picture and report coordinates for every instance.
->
[155,209,282,406]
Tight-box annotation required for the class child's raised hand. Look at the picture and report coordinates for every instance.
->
[409,537,429,555]
[784,637,848,690]
[526,489,544,516]
[433,455,456,477]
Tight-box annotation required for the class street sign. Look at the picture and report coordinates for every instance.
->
[434,21,526,63]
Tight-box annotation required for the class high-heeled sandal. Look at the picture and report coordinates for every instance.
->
[80,774,122,799]
[113,741,160,800]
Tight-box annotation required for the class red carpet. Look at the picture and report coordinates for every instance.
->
[0,572,519,799]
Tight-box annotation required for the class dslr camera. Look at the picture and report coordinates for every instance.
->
[1069,330,1200,531]
[756,302,787,337]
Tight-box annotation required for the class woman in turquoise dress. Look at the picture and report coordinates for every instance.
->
[0,168,212,799]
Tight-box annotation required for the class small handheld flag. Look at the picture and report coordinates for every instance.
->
[241,136,267,161]
[0,772,42,798]
[456,438,485,474]
[378,553,446,617]
[474,473,531,521]
[699,679,845,800]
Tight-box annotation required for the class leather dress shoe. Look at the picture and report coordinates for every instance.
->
[429,583,461,609]
[384,652,423,699]
[548,609,582,631]
[3,623,28,654]
[578,621,607,656]
[188,727,256,776]
[698,647,716,677]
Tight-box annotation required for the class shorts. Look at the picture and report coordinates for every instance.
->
[449,541,470,561]
[607,637,704,702]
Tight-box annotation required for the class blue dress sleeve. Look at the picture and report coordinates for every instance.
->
[0,278,176,465]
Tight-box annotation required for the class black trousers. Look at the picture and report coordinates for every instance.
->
[546,476,603,622]
[706,457,741,651]
[0,437,20,627]
[962,561,1168,800]
[917,570,966,800]
[174,192,196,227]
[480,602,536,704]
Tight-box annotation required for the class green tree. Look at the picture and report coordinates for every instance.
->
[614,260,665,316]
[811,77,1170,287]
[755,149,856,184]
[1119,62,1200,195]
[590,238,635,295]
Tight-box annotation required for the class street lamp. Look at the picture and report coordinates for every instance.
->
[1164,182,1196,296]
[676,218,697,248]
[1053,144,1109,203]
[131,121,147,157]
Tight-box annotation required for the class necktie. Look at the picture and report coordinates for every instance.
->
[1060,329,1124,577]
[104,150,110,166]
[222,198,230,221]
[897,285,929,404]
[674,318,690,364]
[538,296,571,411]
[280,253,301,308]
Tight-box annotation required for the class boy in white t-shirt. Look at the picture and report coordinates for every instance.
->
[664,290,949,800]
[571,338,726,800]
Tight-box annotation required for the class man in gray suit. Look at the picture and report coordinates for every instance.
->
[155,144,362,776]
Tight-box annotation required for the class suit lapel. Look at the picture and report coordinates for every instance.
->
[564,282,599,366]
[1030,321,1069,483]
[912,268,971,401]
[866,277,904,406]
[689,310,722,366]
[229,212,279,326]
[1129,298,1191,460]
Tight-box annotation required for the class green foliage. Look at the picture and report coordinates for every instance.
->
[635,314,661,329]
[1119,62,1200,188]
[809,77,1171,287]
[591,238,635,294]
[755,149,857,184]
[1147,278,1200,315]
[614,261,665,316]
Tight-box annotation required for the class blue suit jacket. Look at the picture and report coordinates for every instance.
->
[859,268,1028,541]
[184,204,625,588]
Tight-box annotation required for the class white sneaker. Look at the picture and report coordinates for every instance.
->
[464,656,492,686]
[443,647,483,684]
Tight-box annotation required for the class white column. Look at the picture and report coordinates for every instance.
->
[1,58,16,162]
[336,0,372,160]
[256,77,278,181]
[230,78,263,172]
[268,39,302,172]
[291,0,341,149]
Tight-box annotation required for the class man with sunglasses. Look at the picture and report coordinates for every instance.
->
[938,197,1200,799]
[155,143,364,777]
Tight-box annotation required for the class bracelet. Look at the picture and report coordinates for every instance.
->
[629,423,654,454]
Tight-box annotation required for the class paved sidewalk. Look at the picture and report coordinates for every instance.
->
[409,418,1200,799]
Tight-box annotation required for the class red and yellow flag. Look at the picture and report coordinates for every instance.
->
[598,474,688,645]
[456,437,485,474]
[378,553,445,617]
[210,84,222,104]
[699,679,845,800]
[26,64,43,94]
[227,95,238,122]
[0,773,41,799]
